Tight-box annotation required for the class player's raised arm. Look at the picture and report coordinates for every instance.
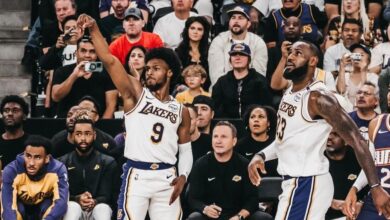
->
[77,14,142,110]
[309,90,390,217]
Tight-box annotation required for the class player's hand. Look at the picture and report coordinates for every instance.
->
[169,175,186,205]
[281,41,292,59]
[77,14,97,31]
[343,187,358,219]
[248,154,266,186]
[203,204,222,219]
[371,186,390,218]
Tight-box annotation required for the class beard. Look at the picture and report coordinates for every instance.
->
[283,62,309,82]
[231,26,245,35]
[146,82,163,92]
[4,121,23,132]
[75,142,93,154]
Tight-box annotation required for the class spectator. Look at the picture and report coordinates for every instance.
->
[99,0,130,43]
[348,82,379,140]
[176,65,211,104]
[52,37,118,118]
[186,104,212,163]
[60,117,117,220]
[1,135,68,219]
[187,121,273,220]
[263,0,327,47]
[325,129,367,219]
[40,15,83,70]
[109,7,163,64]
[212,43,271,118]
[235,105,278,177]
[326,0,382,21]
[51,106,117,158]
[208,5,268,88]
[379,67,390,113]
[369,23,390,75]
[269,17,336,92]
[153,0,197,49]
[124,45,147,82]
[336,44,378,106]
[192,95,215,135]
[324,19,363,77]
[0,95,30,167]
[175,16,211,90]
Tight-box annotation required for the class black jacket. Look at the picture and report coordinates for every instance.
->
[58,150,117,205]
[188,152,258,219]
[212,68,272,118]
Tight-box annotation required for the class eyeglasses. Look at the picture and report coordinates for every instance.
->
[356,90,374,96]
[3,108,22,114]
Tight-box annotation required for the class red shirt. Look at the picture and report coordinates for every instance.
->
[109,31,164,64]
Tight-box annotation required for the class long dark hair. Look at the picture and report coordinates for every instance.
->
[243,105,277,139]
[176,16,210,62]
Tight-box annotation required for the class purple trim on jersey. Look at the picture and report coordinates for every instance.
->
[286,176,315,220]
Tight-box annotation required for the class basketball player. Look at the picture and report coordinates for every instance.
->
[343,113,390,220]
[77,14,193,220]
[248,40,390,219]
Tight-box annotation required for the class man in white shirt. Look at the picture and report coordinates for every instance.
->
[208,4,268,88]
[153,0,197,49]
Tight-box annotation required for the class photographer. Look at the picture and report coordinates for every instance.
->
[52,37,118,118]
[336,43,378,107]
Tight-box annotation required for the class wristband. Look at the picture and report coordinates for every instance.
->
[370,183,380,189]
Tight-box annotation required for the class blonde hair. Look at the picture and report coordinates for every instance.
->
[181,65,207,79]
[340,0,370,33]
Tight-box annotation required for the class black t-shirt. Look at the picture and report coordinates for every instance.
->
[263,4,327,43]
[52,63,116,118]
[51,129,118,159]
[235,135,279,177]
[99,14,124,43]
[0,133,29,168]
[325,147,369,219]
[191,133,212,163]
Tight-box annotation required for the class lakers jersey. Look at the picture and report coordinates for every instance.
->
[373,114,390,192]
[124,88,183,164]
[276,81,332,176]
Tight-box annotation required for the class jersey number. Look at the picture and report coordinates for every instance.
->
[276,115,286,140]
[381,168,390,189]
[151,123,164,143]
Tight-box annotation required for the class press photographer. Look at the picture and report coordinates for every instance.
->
[51,37,118,118]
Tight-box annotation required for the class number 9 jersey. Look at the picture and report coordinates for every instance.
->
[124,88,183,164]
[275,81,332,177]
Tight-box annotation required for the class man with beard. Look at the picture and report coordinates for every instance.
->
[270,17,336,93]
[0,95,30,167]
[248,40,390,219]
[109,7,163,65]
[99,0,129,43]
[212,43,271,118]
[208,4,268,88]
[59,117,117,220]
[51,106,117,158]
[324,18,363,77]
[78,14,192,220]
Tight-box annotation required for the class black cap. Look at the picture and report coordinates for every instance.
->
[349,43,371,57]
[124,7,143,20]
[192,95,215,111]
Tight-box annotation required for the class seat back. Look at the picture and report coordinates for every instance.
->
[258,177,283,202]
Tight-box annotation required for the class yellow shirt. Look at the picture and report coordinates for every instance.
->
[175,88,211,104]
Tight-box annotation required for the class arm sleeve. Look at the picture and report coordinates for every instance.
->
[352,142,375,192]
[52,67,67,86]
[188,160,207,213]
[43,164,69,220]
[178,142,193,178]
[208,35,226,87]
[1,166,20,220]
[252,37,268,76]
[95,159,117,204]
[261,141,278,161]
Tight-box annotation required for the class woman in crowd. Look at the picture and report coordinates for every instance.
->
[124,45,147,84]
[175,16,211,90]
[235,105,278,177]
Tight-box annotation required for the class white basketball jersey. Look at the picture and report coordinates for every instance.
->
[124,88,182,164]
[275,81,332,177]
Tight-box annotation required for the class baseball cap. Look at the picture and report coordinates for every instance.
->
[192,95,215,111]
[227,5,250,20]
[124,7,144,20]
[229,43,251,57]
[349,43,371,57]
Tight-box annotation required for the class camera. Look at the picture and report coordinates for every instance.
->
[85,62,103,72]
[350,53,362,61]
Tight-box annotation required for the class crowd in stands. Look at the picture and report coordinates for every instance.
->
[5,0,390,218]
